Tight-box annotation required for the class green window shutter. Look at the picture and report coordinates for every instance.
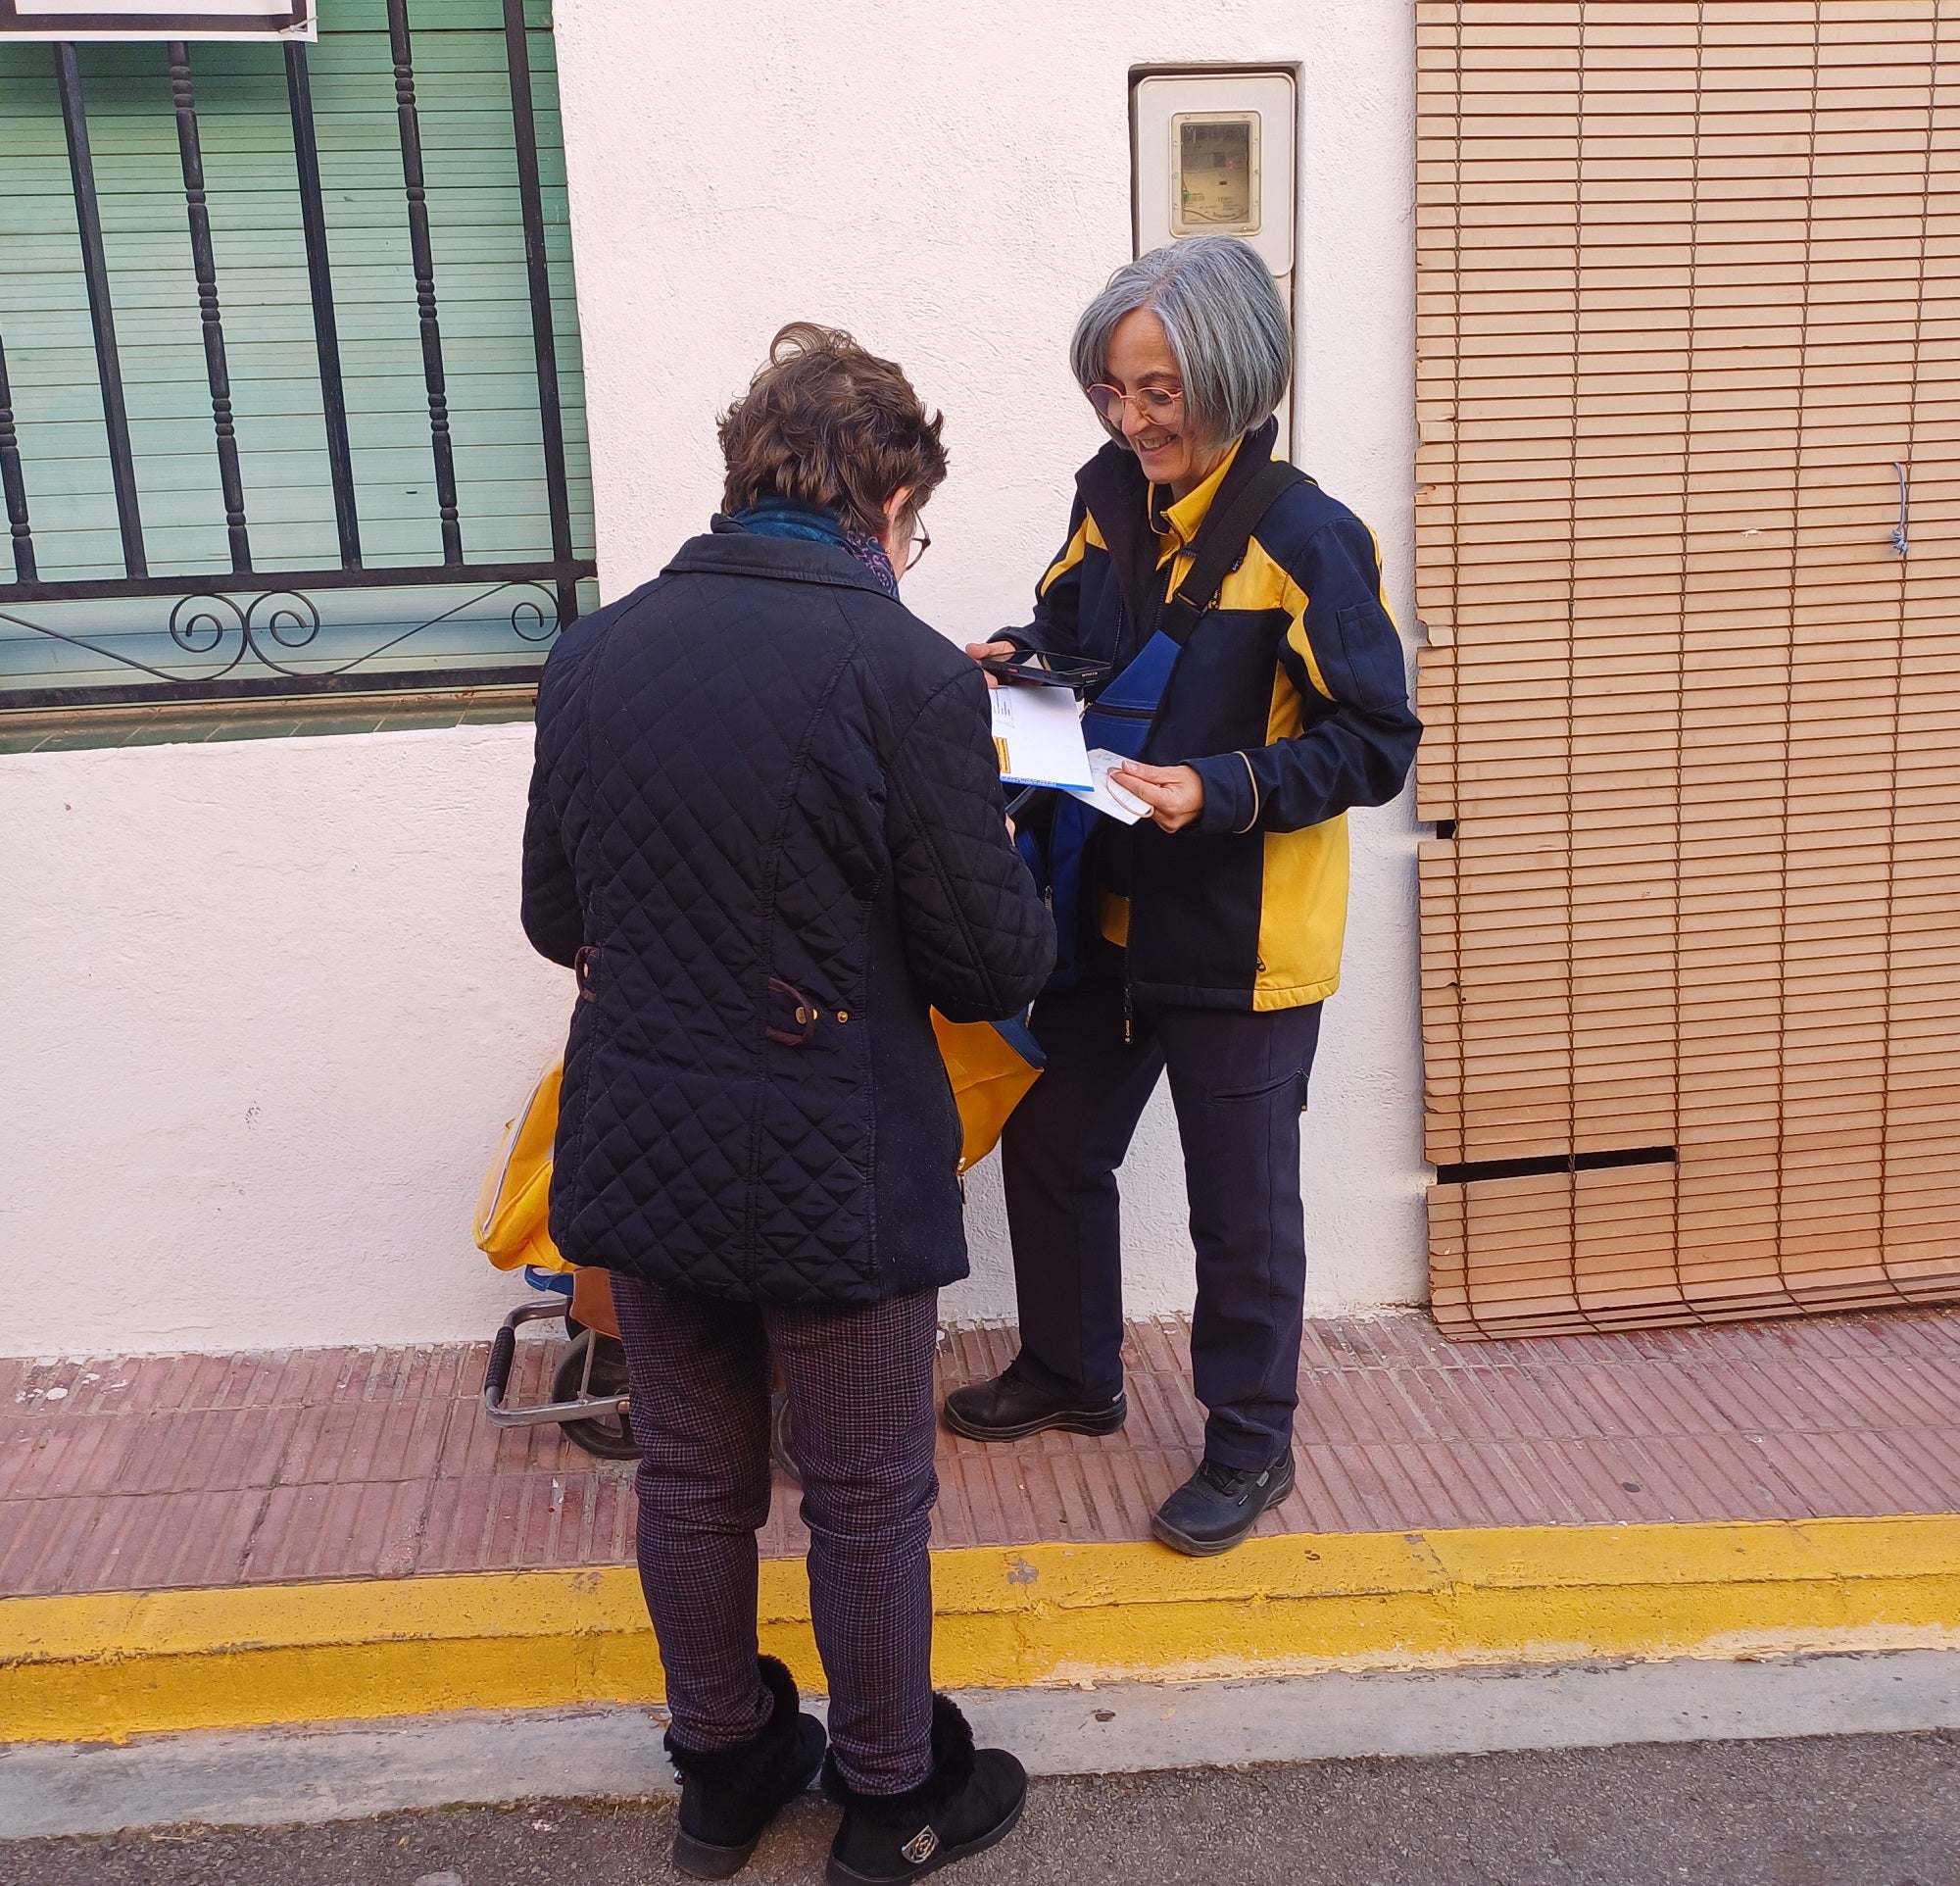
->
[0,0,596,704]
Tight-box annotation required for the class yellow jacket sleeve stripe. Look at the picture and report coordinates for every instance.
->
[1038,514,1103,600]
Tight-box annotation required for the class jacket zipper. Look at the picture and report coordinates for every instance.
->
[1088,707,1147,1047]
[1095,618,1171,1047]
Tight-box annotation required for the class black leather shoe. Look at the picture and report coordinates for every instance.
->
[667,1656,827,1878]
[1151,1451,1296,1557]
[824,1693,1027,1883]
[942,1361,1126,1442]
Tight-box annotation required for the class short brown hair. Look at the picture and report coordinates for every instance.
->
[718,323,948,537]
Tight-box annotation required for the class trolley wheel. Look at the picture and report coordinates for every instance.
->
[551,1329,639,1460]
[770,1387,801,1483]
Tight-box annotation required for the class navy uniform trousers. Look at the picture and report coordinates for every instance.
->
[1001,967,1322,1471]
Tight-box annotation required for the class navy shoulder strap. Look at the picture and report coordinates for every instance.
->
[1158,459,1312,647]
[1083,453,1315,757]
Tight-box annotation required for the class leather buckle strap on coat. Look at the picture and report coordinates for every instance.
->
[573,945,600,1003]
[764,976,821,1048]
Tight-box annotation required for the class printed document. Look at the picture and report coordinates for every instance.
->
[991,684,1092,790]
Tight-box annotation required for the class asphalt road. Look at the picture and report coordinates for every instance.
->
[8,1731,1959,1886]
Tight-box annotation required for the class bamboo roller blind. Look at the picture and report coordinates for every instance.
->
[1416,0,1960,1336]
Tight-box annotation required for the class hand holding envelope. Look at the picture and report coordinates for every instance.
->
[1102,758,1205,832]
[1079,749,1151,824]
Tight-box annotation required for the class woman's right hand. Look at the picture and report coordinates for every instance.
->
[965,640,1015,687]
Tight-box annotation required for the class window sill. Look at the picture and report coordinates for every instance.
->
[0,685,538,755]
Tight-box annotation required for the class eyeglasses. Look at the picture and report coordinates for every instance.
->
[1086,382,1185,428]
[903,524,931,573]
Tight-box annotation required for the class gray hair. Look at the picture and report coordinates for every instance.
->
[1069,235,1291,447]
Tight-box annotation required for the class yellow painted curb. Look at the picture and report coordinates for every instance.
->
[4,1516,1959,1743]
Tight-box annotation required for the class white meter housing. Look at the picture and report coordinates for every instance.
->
[1132,69,1298,450]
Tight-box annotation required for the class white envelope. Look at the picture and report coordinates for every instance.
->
[1061,748,1150,824]
[990,683,1093,790]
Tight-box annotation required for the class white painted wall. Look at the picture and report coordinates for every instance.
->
[3,728,568,1355]
[0,0,1425,1357]
[547,0,1429,1329]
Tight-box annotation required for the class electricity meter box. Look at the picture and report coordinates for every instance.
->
[1131,69,1297,449]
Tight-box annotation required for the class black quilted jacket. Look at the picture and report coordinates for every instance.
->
[520,521,1055,1304]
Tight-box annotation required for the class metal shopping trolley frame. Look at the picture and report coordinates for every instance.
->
[482,1267,799,1475]
[474,1020,1043,1476]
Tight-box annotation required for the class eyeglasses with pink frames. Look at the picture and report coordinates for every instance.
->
[1086,382,1185,427]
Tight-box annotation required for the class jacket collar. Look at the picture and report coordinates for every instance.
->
[662,519,896,598]
[1148,438,1247,560]
[1074,415,1281,635]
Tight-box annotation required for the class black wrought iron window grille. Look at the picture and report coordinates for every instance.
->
[0,0,597,710]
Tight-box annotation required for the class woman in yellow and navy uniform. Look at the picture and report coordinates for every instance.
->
[946,235,1421,1555]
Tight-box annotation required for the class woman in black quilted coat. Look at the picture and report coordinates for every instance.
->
[521,325,1053,1884]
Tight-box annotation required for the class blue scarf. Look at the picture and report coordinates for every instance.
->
[729,495,900,599]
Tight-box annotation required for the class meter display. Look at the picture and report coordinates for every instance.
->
[1173,113,1259,234]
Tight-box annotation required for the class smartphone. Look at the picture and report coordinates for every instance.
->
[977,651,1113,693]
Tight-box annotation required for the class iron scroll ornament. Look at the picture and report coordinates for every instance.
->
[3,576,567,694]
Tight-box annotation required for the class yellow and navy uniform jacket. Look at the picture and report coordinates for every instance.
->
[1010,418,1420,1013]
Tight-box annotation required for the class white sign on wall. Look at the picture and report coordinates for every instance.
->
[0,0,315,40]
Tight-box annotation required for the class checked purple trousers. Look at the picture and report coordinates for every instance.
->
[610,1272,940,1795]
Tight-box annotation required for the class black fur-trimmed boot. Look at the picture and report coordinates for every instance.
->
[665,1655,827,1879]
[822,1693,1027,1884]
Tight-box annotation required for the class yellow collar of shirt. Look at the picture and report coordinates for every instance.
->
[1148,435,1249,562]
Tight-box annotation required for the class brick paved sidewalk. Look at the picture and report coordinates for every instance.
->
[5,1310,1959,1600]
